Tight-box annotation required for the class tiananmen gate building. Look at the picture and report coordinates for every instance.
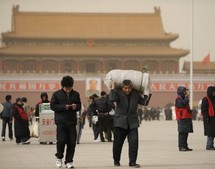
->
[0,5,214,108]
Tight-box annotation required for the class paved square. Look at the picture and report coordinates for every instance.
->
[0,120,214,169]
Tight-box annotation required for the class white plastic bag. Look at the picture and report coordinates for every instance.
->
[92,115,98,125]
[0,103,4,113]
[30,120,39,138]
[104,69,151,96]
[109,109,115,115]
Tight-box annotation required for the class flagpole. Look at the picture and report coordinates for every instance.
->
[190,0,193,109]
[209,51,211,74]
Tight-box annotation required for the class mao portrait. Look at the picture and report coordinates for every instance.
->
[86,78,101,97]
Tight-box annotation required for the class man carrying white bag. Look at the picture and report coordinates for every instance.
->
[104,68,152,106]
[106,68,152,167]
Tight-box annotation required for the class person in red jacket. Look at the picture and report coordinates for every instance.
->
[175,86,193,151]
[201,86,215,150]
[12,98,30,144]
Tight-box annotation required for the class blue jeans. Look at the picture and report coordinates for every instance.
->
[1,118,13,139]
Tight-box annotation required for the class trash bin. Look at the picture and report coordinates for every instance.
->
[39,103,56,143]
[38,103,81,144]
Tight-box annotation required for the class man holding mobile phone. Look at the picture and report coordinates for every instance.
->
[51,75,81,168]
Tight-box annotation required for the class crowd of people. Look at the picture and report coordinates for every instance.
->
[136,105,200,124]
[1,75,215,168]
[0,95,31,144]
[0,91,53,143]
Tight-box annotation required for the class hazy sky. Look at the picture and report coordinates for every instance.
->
[0,0,214,71]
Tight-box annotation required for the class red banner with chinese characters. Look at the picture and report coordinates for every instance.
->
[0,81,214,92]
[151,82,215,91]
[0,81,61,91]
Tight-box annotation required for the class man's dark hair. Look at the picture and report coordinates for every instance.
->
[61,75,74,87]
[22,97,27,102]
[122,79,132,87]
[5,95,12,101]
[100,91,107,96]
[40,92,48,99]
[89,93,99,100]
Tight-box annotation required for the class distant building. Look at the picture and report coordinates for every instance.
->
[0,5,214,108]
[183,62,215,74]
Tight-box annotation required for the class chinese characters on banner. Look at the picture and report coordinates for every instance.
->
[151,82,215,91]
[0,81,61,91]
[0,81,214,92]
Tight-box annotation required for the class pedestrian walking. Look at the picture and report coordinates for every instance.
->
[88,94,100,142]
[22,97,31,123]
[164,106,173,120]
[12,98,30,144]
[51,75,81,168]
[1,95,13,141]
[90,91,114,142]
[76,104,86,144]
[137,105,143,124]
[201,86,215,150]
[109,79,150,168]
[175,86,193,151]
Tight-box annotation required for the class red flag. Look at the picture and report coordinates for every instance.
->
[201,53,210,64]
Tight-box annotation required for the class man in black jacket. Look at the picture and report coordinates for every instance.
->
[51,75,81,168]
[90,91,114,142]
[109,79,149,168]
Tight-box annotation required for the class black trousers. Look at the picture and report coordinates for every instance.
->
[178,132,188,148]
[113,127,138,163]
[1,118,13,139]
[14,121,30,143]
[55,124,77,164]
[108,115,114,141]
[92,123,100,140]
[98,114,112,141]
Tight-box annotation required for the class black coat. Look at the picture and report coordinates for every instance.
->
[12,104,30,139]
[177,119,193,133]
[90,96,113,115]
[109,88,147,130]
[201,86,215,136]
[51,89,81,125]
